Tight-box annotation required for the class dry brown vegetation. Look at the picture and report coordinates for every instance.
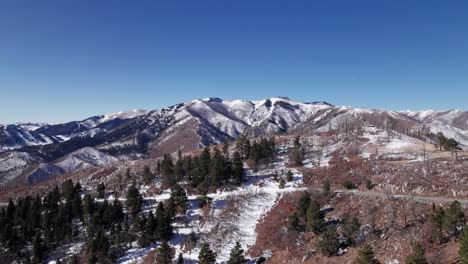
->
[252,190,467,264]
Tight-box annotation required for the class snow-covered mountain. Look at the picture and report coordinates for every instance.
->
[0,110,148,151]
[0,97,466,187]
[400,109,468,146]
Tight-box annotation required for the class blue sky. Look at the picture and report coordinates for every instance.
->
[0,0,467,123]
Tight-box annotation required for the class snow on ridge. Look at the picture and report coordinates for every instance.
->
[55,147,119,173]
[101,109,148,122]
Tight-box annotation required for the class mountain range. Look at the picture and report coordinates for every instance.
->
[1,97,467,187]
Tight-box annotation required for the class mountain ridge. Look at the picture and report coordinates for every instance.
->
[1,97,467,187]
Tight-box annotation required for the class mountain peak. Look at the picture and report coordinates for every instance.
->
[200,97,224,103]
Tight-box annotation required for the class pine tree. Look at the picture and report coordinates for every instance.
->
[288,212,301,231]
[161,154,175,188]
[317,227,340,257]
[459,226,468,264]
[297,192,311,221]
[83,194,95,218]
[125,184,142,218]
[96,183,106,199]
[231,152,244,186]
[112,198,125,223]
[210,148,226,186]
[198,243,217,264]
[444,200,464,237]
[289,136,304,166]
[431,207,446,243]
[404,243,428,264]
[177,252,184,264]
[154,241,174,264]
[222,140,230,157]
[199,148,211,178]
[61,179,75,201]
[156,202,173,241]
[306,200,325,234]
[353,244,379,264]
[171,184,188,214]
[322,179,331,195]
[33,231,46,263]
[174,151,185,182]
[236,134,250,159]
[287,170,294,182]
[342,215,361,246]
[143,165,154,185]
[278,178,285,189]
[71,192,83,220]
[227,241,247,264]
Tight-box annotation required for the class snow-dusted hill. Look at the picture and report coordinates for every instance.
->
[401,109,468,147]
[0,110,148,151]
[0,97,467,187]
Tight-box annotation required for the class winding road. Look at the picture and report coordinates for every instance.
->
[309,188,468,205]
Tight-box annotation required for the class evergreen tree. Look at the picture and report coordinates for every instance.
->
[161,154,175,188]
[90,229,110,259]
[444,200,464,237]
[317,227,340,257]
[125,184,142,218]
[278,178,285,189]
[297,192,311,221]
[71,192,83,220]
[306,200,325,234]
[32,231,46,263]
[174,150,185,182]
[83,194,95,218]
[183,155,193,180]
[227,241,247,264]
[288,212,301,231]
[431,207,446,243]
[231,152,244,185]
[342,215,361,246]
[222,140,230,157]
[143,165,154,185]
[459,226,468,264]
[156,202,173,241]
[289,136,304,166]
[112,198,125,223]
[322,179,331,195]
[154,241,174,264]
[404,243,427,264]
[210,148,226,186]
[170,184,188,214]
[198,243,217,264]
[177,252,184,264]
[96,183,106,199]
[353,244,379,264]
[61,179,75,201]
[236,134,251,159]
[287,170,294,182]
[199,148,211,179]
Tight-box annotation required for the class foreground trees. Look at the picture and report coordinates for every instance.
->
[198,243,217,264]
[353,244,380,264]
[289,136,305,166]
[227,242,247,264]
[404,243,427,264]
[460,227,468,264]
[0,179,177,263]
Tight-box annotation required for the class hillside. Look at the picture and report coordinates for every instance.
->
[1,97,467,188]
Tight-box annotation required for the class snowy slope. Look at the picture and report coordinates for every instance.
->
[400,110,468,148]
[26,147,119,184]
[0,110,148,151]
[1,97,468,187]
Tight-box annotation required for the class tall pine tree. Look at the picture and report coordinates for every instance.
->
[227,241,246,264]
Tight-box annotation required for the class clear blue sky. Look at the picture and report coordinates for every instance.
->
[1,0,467,123]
